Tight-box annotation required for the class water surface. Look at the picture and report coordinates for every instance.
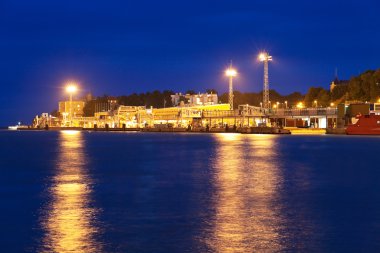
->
[1,130,380,252]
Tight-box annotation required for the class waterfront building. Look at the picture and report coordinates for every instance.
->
[58,100,85,117]
[171,92,218,107]
[152,103,230,127]
[94,96,118,113]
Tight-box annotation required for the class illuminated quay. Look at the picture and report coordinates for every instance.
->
[24,53,380,134]
[31,86,340,134]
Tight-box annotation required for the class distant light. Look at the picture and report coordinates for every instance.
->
[296,102,304,109]
[66,83,78,93]
[258,52,272,62]
[225,68,237,77]
[330,102,335,107]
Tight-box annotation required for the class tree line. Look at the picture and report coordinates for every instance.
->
[303,68,380,107]
[82,89,304,116]
[78,68,380,116]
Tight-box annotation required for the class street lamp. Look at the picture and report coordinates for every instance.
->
[314,100,318,108]
[297,102,304,109]
[225,66,237,110]
[285,100,288,109]
[258,52,272,109]
[66,83,78,127]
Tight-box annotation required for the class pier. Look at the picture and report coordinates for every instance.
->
[27,104,341,135]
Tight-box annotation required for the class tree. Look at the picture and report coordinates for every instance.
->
[331,84,348,101]
[346,70,380,102]
[304,87,325,107]
[186,90,196,95]
[83,100,96,116]
[206,89,218,94]
[219,89,305,109]
[317,89,330,107]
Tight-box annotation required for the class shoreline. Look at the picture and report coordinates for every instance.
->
[9,126,348,135]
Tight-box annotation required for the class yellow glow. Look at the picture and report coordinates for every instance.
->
[258,52,272,62]
[61,130,80,135]
[314,100,317,103]
[40,131,102,252]
[207,134,285,251]
[273,104,277,109]
[225,68,237,77]
[259,53,266,61]
[330,102,335,107]
[66,84,78,93]
[377,98,380,103]
[296,102,304,108]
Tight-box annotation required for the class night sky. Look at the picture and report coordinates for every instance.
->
[1,0,379,125]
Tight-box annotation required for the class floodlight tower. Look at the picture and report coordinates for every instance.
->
[65,83,78,127]
[258,52,272,109]
[225,64,237,110]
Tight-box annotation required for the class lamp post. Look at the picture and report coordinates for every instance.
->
[258,52,272,109]
[314,100,318,108]
[66,84,77,127]
[225,65,237,110]
[285,100,288,109]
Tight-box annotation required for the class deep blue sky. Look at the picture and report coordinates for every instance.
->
[0,0,379,125]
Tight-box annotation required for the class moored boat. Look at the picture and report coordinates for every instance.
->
[346,114,380,135]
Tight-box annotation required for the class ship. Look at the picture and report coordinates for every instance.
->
[346,114,380,135]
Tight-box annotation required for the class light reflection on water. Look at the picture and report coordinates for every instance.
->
[207,133,285,252]
[39,130,102,253]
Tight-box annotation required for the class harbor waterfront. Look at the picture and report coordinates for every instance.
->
[2,130,380,252]
[23,84,380,135]
[2,1,380,252]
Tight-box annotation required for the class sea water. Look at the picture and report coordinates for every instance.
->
[1,130,380,252]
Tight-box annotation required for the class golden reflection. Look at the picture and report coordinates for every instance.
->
[40,130,101,252]
[207,134,284,252]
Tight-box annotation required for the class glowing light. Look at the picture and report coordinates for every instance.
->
[330,102,335,107]
[225,68,237,77]
[258,52,273,62]
[61,130,80,135]
[40,131,102,252]
[296,102,304,109]
[377,98,380,103]
[210,134,285,251]
[66,84,78,93]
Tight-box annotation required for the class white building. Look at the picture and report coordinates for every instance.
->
[171,92,218,107]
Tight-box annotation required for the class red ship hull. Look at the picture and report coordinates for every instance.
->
[346,115,380,135]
